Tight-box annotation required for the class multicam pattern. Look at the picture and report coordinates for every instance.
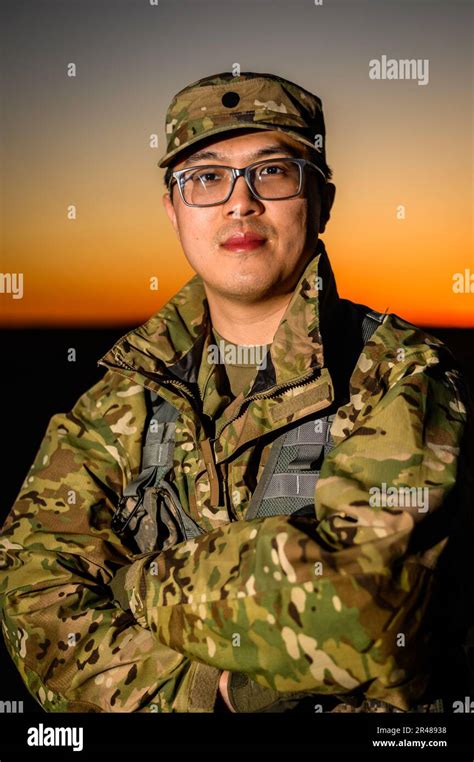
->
[156,71,327,170]
[0,239,470,713]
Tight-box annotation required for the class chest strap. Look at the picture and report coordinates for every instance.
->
[111,393,203,546]
[244,415,335,519]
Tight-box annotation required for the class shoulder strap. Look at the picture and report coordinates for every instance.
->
[141,390,180,473]
[361,308,386,343]
[244,416,333,520]
[112,392,180,536]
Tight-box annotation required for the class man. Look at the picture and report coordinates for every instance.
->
[0,71,472,714]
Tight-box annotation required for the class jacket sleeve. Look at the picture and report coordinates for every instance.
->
[0,374,221,713]
[116,351,471,710]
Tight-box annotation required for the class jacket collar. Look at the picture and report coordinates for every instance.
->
[98,238,340,394]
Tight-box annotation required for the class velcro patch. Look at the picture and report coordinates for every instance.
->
[271,380,333,422]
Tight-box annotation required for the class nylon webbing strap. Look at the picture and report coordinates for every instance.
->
[262,472,319,500]
[244,431,288,520]
[244,414,334,518]
[361,309,385,344]
[122,465,157,499]
[118,393,179,504]
[144,392,179,471]
[259,414,334,500]
[284,418,332,445]
[284,418,332,471]
[123,403,180,499]
[142,423,176,470]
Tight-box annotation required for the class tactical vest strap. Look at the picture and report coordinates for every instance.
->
[111,393,180,536]
[284,417,333,470]
[244,413,335,519]
[127,390,180,492]
[261,473,321,500]
[141,435,174,471]
[361,308,386,343]
[244,431,287,521]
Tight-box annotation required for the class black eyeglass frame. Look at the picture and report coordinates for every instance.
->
[168,157,327,207]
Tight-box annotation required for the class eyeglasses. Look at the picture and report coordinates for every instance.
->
[169,157,326,207]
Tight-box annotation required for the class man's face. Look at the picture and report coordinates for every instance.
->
[162,129,335,303]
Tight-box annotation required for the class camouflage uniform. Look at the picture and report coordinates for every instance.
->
[0,240,471,712]
[0,72,472,713]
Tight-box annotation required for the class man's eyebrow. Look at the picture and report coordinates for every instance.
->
[181,143,303,167]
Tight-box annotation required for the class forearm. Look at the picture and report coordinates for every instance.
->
[119,512,435,709]
[0,547,220,712]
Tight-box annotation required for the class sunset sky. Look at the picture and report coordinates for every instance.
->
[2,0,472,328]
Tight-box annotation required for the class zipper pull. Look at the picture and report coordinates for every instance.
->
[200,438,221,508]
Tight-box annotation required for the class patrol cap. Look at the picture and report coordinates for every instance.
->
[157,71,327,174]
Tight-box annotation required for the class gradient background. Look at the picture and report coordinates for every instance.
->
[0,0,473,714]
[1,0,473,328]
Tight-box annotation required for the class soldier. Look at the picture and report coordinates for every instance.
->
[0,71,473,714]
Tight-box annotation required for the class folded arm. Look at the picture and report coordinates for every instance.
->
[0,375,220,712]
[116,358,469,710]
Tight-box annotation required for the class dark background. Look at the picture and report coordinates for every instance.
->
[1,324,473,710]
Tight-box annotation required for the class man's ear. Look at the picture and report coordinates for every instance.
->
[162,189,180,238]
[318,182,336,234]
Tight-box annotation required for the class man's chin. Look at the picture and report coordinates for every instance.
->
[208,277,278,303]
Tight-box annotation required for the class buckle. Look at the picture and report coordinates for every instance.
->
[111,495,140,535]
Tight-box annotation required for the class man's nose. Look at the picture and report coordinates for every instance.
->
[222,175,263,215]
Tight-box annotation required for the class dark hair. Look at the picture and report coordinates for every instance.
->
[163,164,174,190]
[163,144,332,192]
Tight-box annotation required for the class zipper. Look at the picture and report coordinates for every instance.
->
[98,352,203,405]
[212,369,317,441]
[101,351,321,444]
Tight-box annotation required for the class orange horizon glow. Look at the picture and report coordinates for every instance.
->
[2,3,472,329]
[2,188,472,328]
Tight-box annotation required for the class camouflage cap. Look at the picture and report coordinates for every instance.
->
[157,71,327,173]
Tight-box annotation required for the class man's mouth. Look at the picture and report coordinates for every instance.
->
[221,233,267,251]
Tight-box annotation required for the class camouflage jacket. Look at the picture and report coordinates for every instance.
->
[0,240,472,713]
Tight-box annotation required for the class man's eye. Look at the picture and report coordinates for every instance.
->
[260,164,285,176]
[194,171,222,184]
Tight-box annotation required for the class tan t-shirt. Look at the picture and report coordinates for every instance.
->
[198,326,270,421]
